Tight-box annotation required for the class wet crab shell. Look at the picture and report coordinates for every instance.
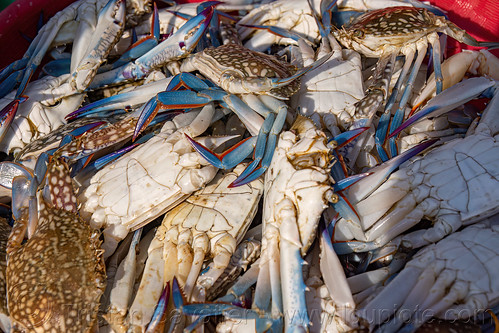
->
[6,160,106,332]
[335,7,452,57]
[181,43,300,98]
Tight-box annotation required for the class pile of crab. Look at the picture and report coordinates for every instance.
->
[0,0,498,331]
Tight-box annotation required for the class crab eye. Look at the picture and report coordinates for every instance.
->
[353,30,364,38]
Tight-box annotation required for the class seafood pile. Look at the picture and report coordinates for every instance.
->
[0,0,498,332]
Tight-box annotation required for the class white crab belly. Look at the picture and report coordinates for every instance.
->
[79,127,218,232]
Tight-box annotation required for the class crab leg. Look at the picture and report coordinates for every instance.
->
[387,42,428,158]
[66,77,174,120]
[320,221,357,327]
[104,228,143,331]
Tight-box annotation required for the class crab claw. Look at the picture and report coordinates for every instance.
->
[186,135,257,170]
[330,127,369,149]
[3,162,37,240]
[389,77,496,138]
[112,2,161,69]
[145,282,170,333]
[91,4,215,88]
[133,90,214,139]
[66,74,205,121]
[0,96,28,144]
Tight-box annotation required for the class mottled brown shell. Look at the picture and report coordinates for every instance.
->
[0,217,10,317]
[6,159,105,332]
[335,7,446,57]
[192,43,300,98]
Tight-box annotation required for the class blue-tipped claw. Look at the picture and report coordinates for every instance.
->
[186,134,257,169]
[389,77,496,138]
[133,90,213,139]
[145,282,170,333]
[0,95,28,144]
[230,103,286,187]
[172,4,217,55]
[333,172,371,192]
[331,127,369,149]
[112,3,161,69]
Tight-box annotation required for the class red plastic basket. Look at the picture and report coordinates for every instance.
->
[0,0,497,69]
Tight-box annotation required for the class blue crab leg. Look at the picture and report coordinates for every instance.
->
[280,201,310,331]
[0,58,28,84]
[68,73,210,121]
[389,77,496,138]
[430,38,443,95]
[384,54,415,115]
[375,52,415,162]
[346,54,396,168]
[333,173,371,193]
[230,101,287,187]
[271,53,333,89]
[89,5,215,88]
[388,44,428,158]
[375,112,391,162]
[0,71,24,99]
[330,173,374,228]
[331,140,437,251]
[132,89,218,139]
[66,79,172,121]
